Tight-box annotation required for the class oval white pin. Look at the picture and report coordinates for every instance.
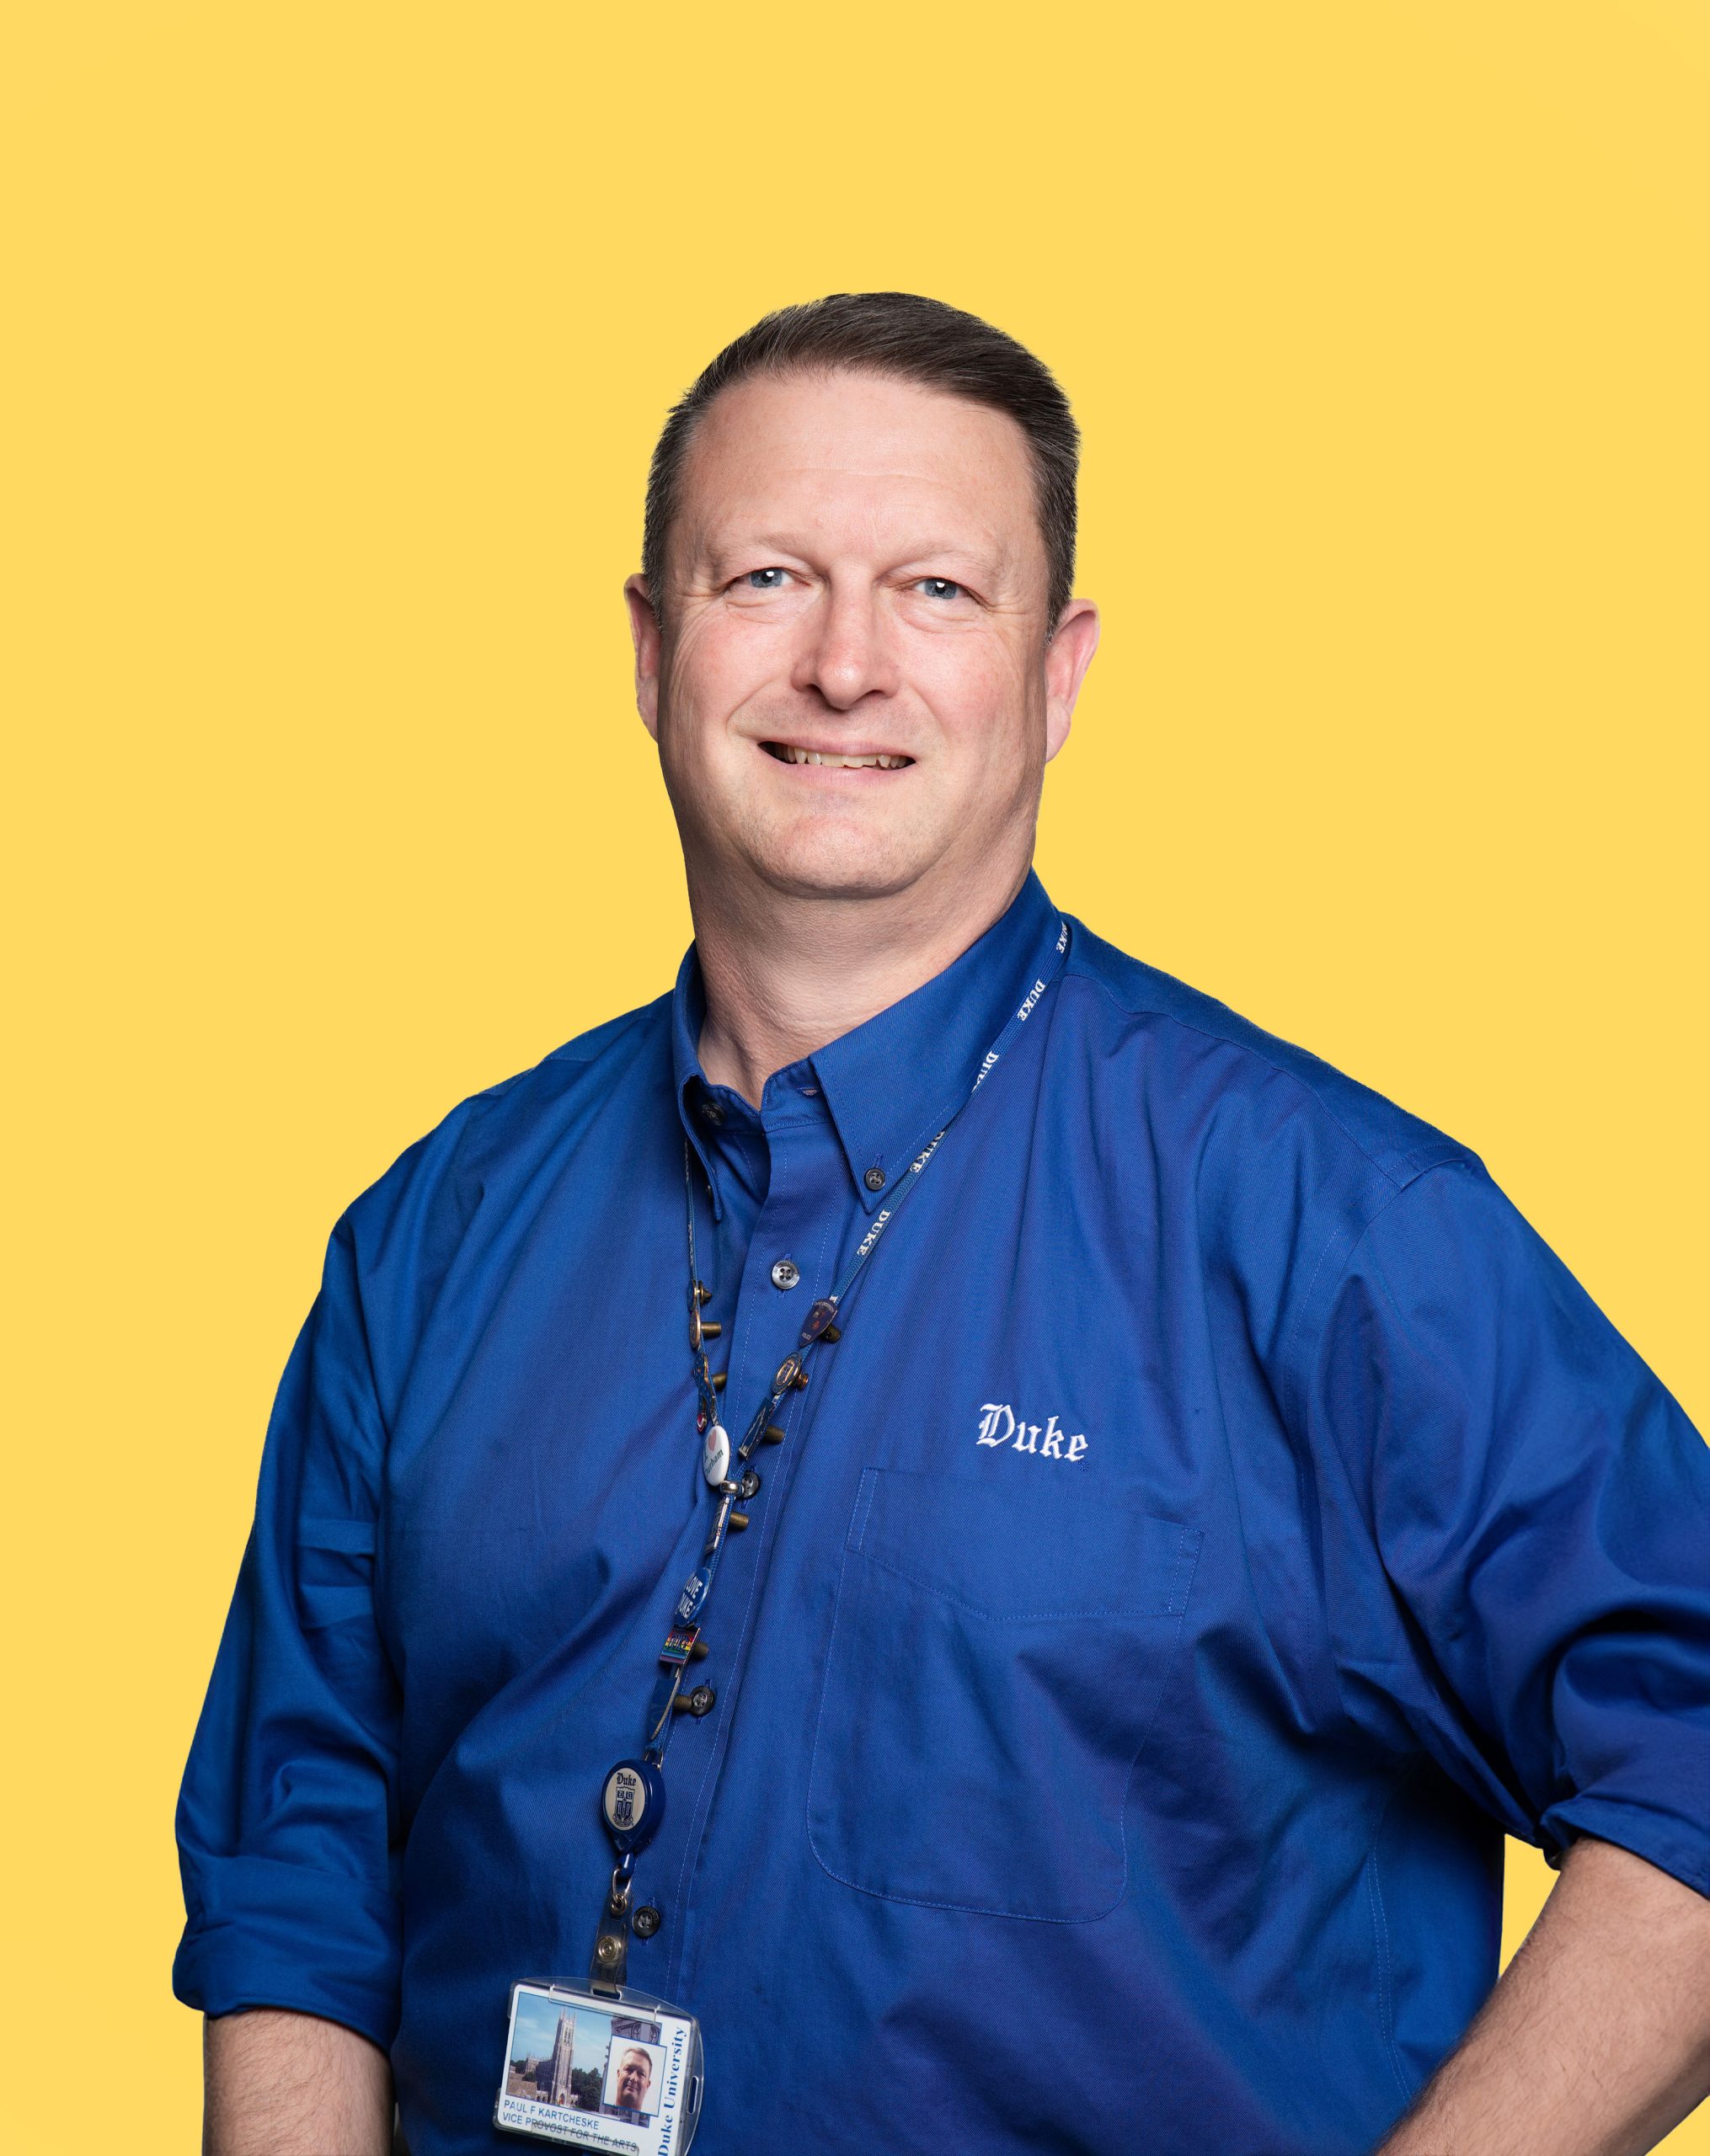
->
[701,1422,731,1486]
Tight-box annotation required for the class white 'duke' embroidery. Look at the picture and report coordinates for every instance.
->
[975,1402,1088,1463]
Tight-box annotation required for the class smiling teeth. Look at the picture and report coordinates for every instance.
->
[781,747,910,768]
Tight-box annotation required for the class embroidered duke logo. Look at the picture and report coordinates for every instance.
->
[975,1402,1088,1463]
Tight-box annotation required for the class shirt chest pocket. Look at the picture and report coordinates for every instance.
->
[806,1466,1202,1922]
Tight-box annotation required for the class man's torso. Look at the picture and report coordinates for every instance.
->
[347,880,1504,2153]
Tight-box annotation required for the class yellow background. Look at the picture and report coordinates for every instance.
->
[4,3,1705,2148]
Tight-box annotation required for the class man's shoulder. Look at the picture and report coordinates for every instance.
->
[342,990,674,1244]
[1062,918,1472,1193]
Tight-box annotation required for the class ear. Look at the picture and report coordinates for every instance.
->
[625,574,663,740]
[1042,600,1100,763]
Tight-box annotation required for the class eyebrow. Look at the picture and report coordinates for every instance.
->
[699,534,1005,575]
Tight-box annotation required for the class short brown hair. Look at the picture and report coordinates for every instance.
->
[642,292,1080,630]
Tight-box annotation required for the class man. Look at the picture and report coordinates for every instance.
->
[604,2047,654,2123]
[176,292,1710,2156]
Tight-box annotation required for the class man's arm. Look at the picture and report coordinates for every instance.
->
[205,2008,393,2156]
[1376,1836,1710,2156]
[174,1211,409,2122]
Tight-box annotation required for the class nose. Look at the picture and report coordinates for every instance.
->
[791,579,899,711]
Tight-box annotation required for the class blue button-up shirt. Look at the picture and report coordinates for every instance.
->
[174,872,1709,2156]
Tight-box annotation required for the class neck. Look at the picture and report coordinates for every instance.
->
[690,859,1033,1106]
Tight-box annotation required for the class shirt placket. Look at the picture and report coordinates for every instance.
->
[661,1081,853,2001]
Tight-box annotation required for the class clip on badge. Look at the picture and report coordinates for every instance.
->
[494,1977,703,2153]
[601,1759,665,1858]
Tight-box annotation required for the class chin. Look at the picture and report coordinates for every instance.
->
[751,836,940,904]
[721,805,943,904]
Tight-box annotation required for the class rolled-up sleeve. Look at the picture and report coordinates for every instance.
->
[173,1212,403,2046]
[1312,1159,1710,1897]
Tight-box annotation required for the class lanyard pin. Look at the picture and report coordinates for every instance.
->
[701,1422,731,1485]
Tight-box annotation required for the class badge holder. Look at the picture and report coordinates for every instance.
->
[495,1760,703,2152]
[494,1977,703,2154]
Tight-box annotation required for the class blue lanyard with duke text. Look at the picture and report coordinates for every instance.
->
[587,911,1071,1991]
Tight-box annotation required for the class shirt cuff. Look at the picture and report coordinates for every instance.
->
[173,1852,402,2050]
[1538,1793,1710,1900]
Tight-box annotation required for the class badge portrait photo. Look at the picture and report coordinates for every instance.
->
[500,1990,669,2130]
[8,5,1707,2156]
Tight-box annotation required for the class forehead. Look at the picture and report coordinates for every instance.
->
[675,369,1039,565]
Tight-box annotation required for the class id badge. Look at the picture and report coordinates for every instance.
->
[494,1979,703,2153]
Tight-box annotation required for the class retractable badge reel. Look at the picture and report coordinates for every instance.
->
[492,1764,703,2152]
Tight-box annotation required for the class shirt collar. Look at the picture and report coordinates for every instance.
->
[671,870,1063,1216]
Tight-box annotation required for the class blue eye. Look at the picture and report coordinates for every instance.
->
[918,578,962,601]
[744,568,788,590]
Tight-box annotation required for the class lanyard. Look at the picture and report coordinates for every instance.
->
[590,911,1071,1989]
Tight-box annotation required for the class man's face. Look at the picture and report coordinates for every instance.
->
[614,2049,651,2111]
[628,370,1097,912]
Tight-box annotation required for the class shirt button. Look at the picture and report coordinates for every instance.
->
[864,1166,886,1191]
[686,1684,716,1717]
[770,1258,800,1290]
[631,1905,662,1939]
[699,1101,724,1126]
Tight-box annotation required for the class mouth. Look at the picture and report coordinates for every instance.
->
[760,741,914,771]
